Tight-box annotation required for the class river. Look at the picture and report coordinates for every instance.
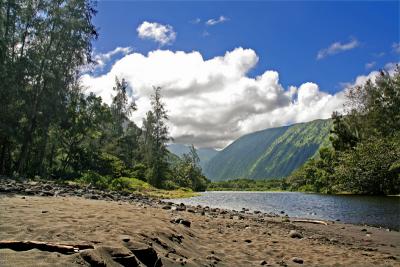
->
[170,191,400,230]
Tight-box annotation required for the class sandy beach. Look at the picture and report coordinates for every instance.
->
[0,181,399,267]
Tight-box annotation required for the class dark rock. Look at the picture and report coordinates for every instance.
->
[43,184,53,191]
[40,191,54,196]
[244,239,252,243]
[260,260,268,265]
[41,210,49,213]
[280,210,285,214]
[24,188,35,195]
[361,228,367,232]
[289,230,303,239]
[277,260,288,266]
[206,255,221,262]
[169,234,184,244]
[176,205,186,211]
[162,205,172,210]
[120,235,131,242]
[170,218,191,227]
[292,257,304,264]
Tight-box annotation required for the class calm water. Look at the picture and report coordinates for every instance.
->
[170,191,400,230]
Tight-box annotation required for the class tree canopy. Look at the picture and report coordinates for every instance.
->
[287,67,400,195]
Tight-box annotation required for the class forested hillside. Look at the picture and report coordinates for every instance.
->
[204,119,332,181]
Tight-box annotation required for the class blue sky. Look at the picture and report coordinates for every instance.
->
[83,1,399,148]
[92,1,399,93]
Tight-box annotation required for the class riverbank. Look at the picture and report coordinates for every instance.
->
[1,180,399,266]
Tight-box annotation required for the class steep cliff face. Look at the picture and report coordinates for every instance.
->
[203,119,332,181]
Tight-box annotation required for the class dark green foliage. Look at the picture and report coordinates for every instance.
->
[286,147,337,193]
[0,0,98,176]
[335,136,400,195]
[0,1,207,192]
[204,119,332,181]
[167,144,218,169]
[208,178,284,191]
[171,145,209,191]
[287,67,400,195]
[142,87,171,188]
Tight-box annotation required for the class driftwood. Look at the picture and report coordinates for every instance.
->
[292,219,329,225]
[0,240,94,254]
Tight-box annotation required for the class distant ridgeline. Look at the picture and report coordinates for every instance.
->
[203,119,332,181]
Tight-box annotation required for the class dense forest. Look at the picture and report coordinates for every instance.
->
[287,68,400,195]
[0,0,208,192]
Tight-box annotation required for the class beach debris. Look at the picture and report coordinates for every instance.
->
[289,230,303,239]
[0,240,93,254]
[292,219,328,225]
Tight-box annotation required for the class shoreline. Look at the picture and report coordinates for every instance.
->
[1,179,400,266]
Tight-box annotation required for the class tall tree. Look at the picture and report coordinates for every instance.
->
[0,0,98,176]
[142,87,170,187]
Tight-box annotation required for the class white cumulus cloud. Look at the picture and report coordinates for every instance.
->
[81,47,349,148]
[206,16,229,26]
[93,46,133,70]
[137,21,176,46]
[317,38,359,60]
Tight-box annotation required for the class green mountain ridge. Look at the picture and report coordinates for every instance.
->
[204,119,333,181]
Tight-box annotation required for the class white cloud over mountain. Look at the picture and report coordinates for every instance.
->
[81,47,381,148]
[137,21,176,46]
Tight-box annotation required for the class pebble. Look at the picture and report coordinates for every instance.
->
[289,230,303,239]
[292,257,304,264]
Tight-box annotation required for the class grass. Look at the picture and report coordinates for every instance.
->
[71,176,199,199]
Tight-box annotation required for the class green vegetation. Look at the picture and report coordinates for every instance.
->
[287,68,400,195]
[0,0,207,195]
[207,178,284,191]
[204,119,332,180]
[74,176,198,199]
[167,144,218,169]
